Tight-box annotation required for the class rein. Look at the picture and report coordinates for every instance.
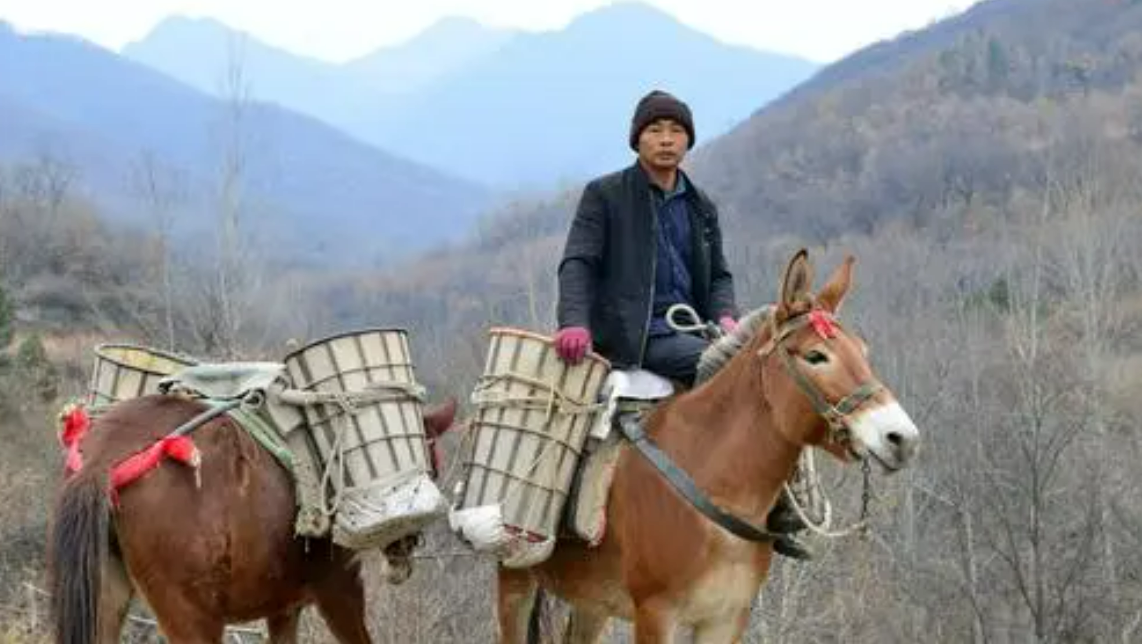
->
[617,414,783,542]
[622,306,880,543]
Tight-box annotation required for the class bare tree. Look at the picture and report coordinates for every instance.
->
[130,150,186,351]
[214,34,253,358]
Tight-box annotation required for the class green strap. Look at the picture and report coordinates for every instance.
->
[835,382,882,416]
[223,403,296,474]
[163,399,296,474]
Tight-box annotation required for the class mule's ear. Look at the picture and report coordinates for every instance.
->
[817,255,855,314]
[778,249,813,311]
[423,397,458,438]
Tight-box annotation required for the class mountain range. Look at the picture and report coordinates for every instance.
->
[0,19,492,267]
[122,2,821,188]
[0,3,818,266]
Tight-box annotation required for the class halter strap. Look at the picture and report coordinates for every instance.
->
[761,309,883,447]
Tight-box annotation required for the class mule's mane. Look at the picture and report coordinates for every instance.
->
[695,305,774,384]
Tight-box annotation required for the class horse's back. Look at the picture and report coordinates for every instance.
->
[98,395,312,620]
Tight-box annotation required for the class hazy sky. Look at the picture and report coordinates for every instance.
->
[0,0,978,63]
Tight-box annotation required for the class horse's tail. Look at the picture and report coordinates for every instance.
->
[48,471,110,644]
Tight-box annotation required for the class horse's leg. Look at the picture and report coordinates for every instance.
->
[140,584,224,644]
[632,599,677,644]
[692,606,751,644]
[151,612,225,644]
[495,567,537,644]
[312,563,372,644]
[97,551,133,644]
[266,608,302,644]
[564,605,610,644]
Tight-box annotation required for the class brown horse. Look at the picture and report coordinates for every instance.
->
[496,250,922,643]
[48,393,458,644]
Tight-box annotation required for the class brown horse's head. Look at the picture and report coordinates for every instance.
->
[424,397,459,439]
[423,397,459,478]
[753,249,920,473]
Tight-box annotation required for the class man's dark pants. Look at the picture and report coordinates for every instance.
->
[642,332,709,386]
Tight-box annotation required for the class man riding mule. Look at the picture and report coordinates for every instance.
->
[499,249,922,643]
[553,89,811,560]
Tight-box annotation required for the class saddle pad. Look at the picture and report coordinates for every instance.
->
[160,362,289,401]
[563,432,626,546]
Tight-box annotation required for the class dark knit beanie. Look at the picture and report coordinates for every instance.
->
[629,90,695,151]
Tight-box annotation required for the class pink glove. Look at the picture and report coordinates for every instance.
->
[553,326,591,364]
[718,315,738,334]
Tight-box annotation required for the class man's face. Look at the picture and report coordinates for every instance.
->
[637,118,689,171]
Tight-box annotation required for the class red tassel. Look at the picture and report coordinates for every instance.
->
[57,403,91,474]
[164,436,200,467]
[809,310,839,340]
[110,435,201,501]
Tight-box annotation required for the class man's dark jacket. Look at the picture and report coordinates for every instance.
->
[556,163,737,369]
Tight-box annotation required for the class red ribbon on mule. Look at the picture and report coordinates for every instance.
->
[109,435,201,506]
[808,309,839,340]
[58,402,91,475]
[56,400,203,505]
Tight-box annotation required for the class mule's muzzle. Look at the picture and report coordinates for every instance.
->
[847,401,920,474]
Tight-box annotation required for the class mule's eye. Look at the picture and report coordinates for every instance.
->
[804,350,829,365]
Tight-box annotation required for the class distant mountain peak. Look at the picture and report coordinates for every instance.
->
[569,1,688,30]
[555,0,718,48]
[418,16,498,36]
[364,14,517,55]
[138,15,243,41]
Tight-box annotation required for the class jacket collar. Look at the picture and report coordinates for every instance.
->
[631,162,712,222]
[631,161,698,196]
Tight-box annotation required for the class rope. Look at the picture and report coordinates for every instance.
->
[316,393,362,519]
[462,369,603,534]
[781,456,872,539]
[666,303,724,340]
[276,380,426,407]
[276,381,427,522]
[469,373,604,420]
[439,420,477,491]
[492,435,563,515]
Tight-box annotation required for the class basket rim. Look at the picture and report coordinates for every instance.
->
[282,326,410,362]
[487,326,611,369]
[93,342,200,370]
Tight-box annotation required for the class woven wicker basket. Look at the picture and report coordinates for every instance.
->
[450,327,610,567]
[88,343,200,407]
[282,327,446,550]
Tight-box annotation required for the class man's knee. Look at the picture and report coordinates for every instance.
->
[644,333,710,384]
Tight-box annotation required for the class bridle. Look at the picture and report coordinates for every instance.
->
[757,308,884,450]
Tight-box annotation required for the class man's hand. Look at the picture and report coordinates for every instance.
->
[718,315,739,334]
[553,326,592,364]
